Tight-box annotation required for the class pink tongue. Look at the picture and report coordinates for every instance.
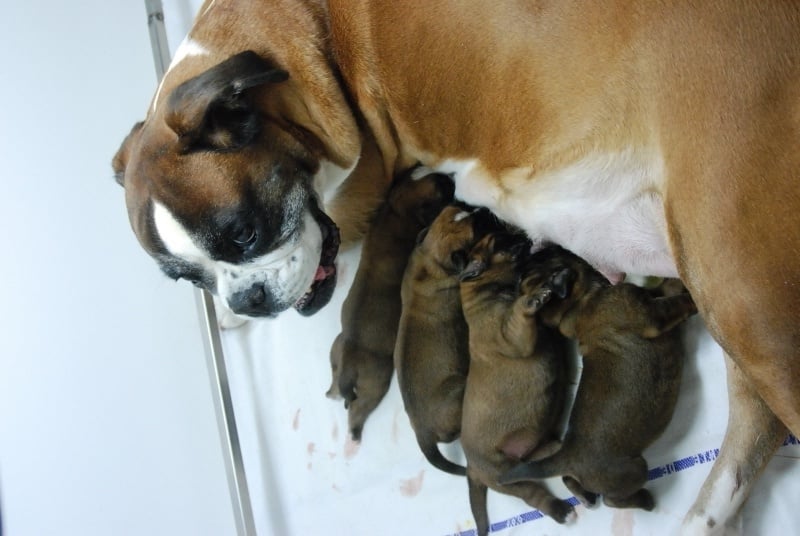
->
[314,265,334,281]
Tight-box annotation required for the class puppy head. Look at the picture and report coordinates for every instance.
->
[416,205,503,275]
[386,169,455,226]
[113,51,359,318]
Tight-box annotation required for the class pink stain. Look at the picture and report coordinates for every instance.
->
[292,409,301,430]
[399,470,425,497]
[344,436,360,459]
[307,442,316,456]
[611,509,634,536]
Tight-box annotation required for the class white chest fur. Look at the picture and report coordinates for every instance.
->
[437,149,678,280]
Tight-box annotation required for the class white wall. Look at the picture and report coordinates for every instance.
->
[0,2,237,535]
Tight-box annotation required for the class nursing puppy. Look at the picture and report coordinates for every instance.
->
[458,233,572,535]
[394,205,499,476]
[329,170,454,441]
[500,246,697,510]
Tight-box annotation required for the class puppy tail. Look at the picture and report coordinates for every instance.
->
[418,437,467,476]
[498,458,560,484]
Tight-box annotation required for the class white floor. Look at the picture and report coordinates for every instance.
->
[220,246,800,536]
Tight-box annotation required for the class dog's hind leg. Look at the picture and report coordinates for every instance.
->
[507,481,575,524]
[562,476,598,508]
[682,353,786,535]
[588,455,654,511]
[345,353,393,441]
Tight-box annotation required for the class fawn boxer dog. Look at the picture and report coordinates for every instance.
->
[113,1,798,531]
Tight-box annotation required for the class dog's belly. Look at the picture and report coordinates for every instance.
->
[435,149,678,280]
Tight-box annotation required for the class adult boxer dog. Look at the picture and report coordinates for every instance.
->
[113,1,798,531]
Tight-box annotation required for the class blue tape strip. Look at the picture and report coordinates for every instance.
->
[445,434,798,535]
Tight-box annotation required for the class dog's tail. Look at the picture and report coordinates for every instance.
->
[498,456,562,484]
[417,435,467,476]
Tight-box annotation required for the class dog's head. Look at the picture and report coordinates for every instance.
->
[113,51,360,317]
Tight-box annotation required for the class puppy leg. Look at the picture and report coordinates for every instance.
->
[562,476,598,508]
[682,353,787,535]
[591,456,654,511]
[345,353,393,441]
[508,481,575,524]
[603,488,655,511]
[325,334,344,399]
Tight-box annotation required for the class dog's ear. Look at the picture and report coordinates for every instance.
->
[165,51,288,152]
[112,122,144,187]
[549,267,575,299]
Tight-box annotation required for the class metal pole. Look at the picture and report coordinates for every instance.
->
[143,3,256,535]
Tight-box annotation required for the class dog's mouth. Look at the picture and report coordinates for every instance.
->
[293,205,340,316]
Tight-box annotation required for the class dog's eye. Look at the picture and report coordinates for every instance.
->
[232,224,257,247]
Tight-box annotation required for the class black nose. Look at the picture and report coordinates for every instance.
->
[228,284,271,316]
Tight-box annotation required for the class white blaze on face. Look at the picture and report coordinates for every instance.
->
[153,202,323,311]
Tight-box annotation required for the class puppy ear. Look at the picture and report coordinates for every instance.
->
[549,268,575,299]
[450,250,469,272]
[112,122,144,187]
[415,226,430,246]
[165,51,288,152]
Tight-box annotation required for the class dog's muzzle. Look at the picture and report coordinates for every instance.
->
[292,203,341,316]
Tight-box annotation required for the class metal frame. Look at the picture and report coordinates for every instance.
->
[144,2,256,535]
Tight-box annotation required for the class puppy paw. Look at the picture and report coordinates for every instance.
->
[548,500,576,524]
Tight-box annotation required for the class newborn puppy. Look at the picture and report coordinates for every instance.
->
[395,205,499,476]
[328,169,454,441]
[500,245,697,510]
[458,233,574,535]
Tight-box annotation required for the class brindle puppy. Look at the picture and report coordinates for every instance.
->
[394,205,498,476]
[327,169,453,440]
[500,245,697,510]
[459,233,574,535]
